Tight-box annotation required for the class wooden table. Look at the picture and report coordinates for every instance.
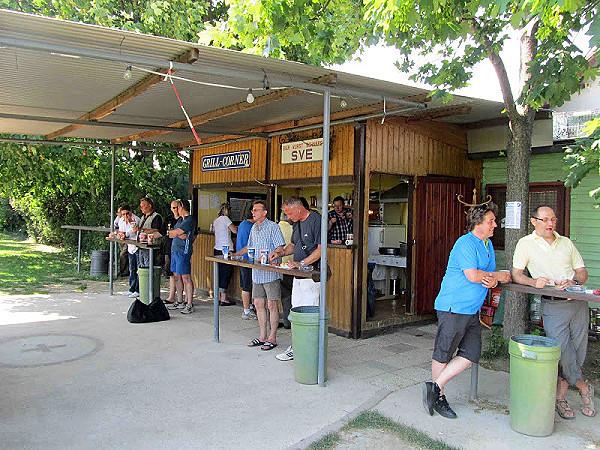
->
[469,283,600,401]
[62,225,111,273]
[106,237,162,301]
[205,255,318,342]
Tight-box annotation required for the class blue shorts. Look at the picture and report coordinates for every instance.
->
[171,251,191,275]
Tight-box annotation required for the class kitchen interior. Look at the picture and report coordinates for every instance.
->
[367,173,412,322]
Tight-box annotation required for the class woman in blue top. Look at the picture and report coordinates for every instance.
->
[422,203,511,420]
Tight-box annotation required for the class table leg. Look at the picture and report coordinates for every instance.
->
[148,247,154,305]
[470,362,478,401]
[214,261,219,343]
[109,241,113,296]
[77,229,82,273]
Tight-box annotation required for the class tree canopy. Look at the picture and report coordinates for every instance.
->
[0,0,227,42]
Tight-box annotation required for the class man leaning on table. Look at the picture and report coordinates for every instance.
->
[110,205,140,298]
[274,196,323,362]
[512,205,595,420]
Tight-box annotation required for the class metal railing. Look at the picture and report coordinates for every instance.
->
[553,110,600,140]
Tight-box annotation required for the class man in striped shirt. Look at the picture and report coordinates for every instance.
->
[234,200,286,351]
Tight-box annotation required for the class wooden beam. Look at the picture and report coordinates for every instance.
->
[407,105,472,122]
[112,74,338,144]
[45,48,199,140]
[176,102,394,148]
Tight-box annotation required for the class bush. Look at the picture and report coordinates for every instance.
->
[481,327,509,360]
[0,195,26,233]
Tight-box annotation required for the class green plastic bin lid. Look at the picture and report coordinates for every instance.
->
[509,334,561,362]
[290,306,330,324]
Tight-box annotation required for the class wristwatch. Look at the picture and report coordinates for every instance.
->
[300,260,306,267]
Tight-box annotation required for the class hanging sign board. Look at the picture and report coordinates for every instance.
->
[281,138,323,164]
[505,201,522,229]
[201,150,251,172]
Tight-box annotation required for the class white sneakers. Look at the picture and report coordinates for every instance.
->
[123,291,139,298]
[276,346,293,361]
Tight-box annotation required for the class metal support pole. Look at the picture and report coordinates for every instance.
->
[109,146,115,295]
[77,229,82,273]
[318,88,331,387]
[114,242,118,277]
[470,362,478,401]
[148,247,154,304]
[214,261,220,342]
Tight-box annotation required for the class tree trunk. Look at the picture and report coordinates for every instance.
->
[503,115,535,339]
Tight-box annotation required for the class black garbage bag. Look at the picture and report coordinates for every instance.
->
[146,297,170,322]
[127,298,170,323]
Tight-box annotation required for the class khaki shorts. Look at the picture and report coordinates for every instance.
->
[252,280,281,301]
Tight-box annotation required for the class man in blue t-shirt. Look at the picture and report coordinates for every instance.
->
[168,200,196,314]
[422,203,510,420]
[236,212,256,320]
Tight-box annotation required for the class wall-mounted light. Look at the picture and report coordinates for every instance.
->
[246,88,255,104]
[123,63,132,80]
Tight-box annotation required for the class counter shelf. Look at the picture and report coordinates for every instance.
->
[469,282,600,402]
[205,255,319,342]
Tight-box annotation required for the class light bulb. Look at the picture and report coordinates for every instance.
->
[340,98,348,108]
[124,64,132,80]
[246,88,255,104]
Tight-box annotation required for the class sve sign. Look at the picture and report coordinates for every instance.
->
[281,138,323,164]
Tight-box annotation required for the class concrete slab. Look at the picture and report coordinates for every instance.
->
[374,365,600,449]
[0,290,380,449]
[2,286,599,449]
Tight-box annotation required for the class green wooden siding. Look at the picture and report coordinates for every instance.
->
[483,153,600,288]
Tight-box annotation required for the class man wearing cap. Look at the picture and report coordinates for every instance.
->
[512,205,594,419]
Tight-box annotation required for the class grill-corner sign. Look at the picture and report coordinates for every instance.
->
[281,138,323,164]
[201,150,251,172]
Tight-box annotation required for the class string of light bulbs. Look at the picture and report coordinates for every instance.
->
[123,63,359,108]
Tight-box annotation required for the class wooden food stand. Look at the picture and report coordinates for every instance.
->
[190,117,482,339]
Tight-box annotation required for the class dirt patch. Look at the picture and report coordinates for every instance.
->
[334,429,423,450]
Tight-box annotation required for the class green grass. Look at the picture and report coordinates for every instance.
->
[308,411,458,450]
[0,232,90,294]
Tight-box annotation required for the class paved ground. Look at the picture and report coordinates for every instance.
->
[1,281,599,449]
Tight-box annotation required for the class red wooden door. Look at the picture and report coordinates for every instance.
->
[414,176,474,314]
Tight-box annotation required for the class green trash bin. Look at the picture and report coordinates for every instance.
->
[509,334,561,436]
[138,266,161,305]
[290,306,330,385]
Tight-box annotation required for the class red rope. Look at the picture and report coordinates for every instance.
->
[166,68,201,145]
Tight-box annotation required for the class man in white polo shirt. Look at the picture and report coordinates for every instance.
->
[512,205,594,419]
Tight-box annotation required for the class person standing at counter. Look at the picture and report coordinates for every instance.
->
[278,212,294,329]
[238,200,286,350]
[133,197,163,270]
[422,203,510,419]
[327,196,352,243]
[512,206,594,419]
[110,205,140,297]
[163,200,180,305]
[168,200,196,315]
[274,196,323,362]
[237,209,256,319]
[213,203,238,306]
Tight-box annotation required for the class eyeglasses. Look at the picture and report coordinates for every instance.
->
[171,206,178,210]
[123,212,131,216]
[533,216,557,224]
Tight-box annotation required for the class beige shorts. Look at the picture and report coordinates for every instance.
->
[252,280,281,301]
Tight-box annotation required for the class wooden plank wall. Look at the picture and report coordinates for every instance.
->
[270,124,354,180]
[360,116,482,327]
[192,139,268,185]
[366,117,480,179]
[326,247,353,332]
